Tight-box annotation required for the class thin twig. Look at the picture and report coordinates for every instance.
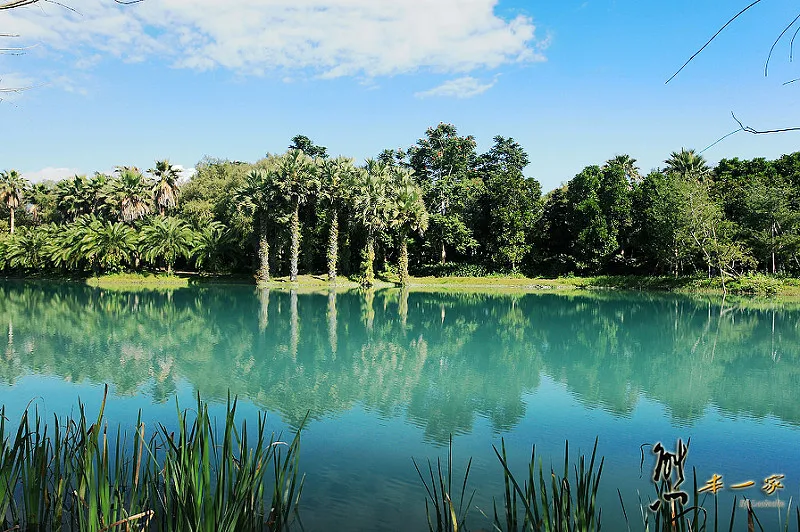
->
[666,0,764,84]
[765,11,800,76]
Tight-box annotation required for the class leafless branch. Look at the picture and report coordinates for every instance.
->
[666,0,764,84]
[0,0,142,10]
[765,11,800,76]
[731,112,800,134]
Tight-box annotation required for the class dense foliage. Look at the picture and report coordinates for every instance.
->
[4,127,800,283]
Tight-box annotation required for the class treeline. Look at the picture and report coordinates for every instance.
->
[2,123,800,283]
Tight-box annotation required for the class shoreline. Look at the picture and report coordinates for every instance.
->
[4,272,800,299]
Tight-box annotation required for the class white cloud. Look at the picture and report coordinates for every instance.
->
[23,167,81,183]
[0,1,546,78]
[0,72,35,101]
[415,76,497,98]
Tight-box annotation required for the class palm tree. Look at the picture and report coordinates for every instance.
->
[664,149,709,180]
[272,149,318,282]
[318,156,355,282]
[80,217,138,272]
[0,170,26,234]
[350,159,391,286]
[232,168,279,283]
[48,216,92,271]
[192,220,227,272]
[5,226,48,270]
[25,182,52,224]
[604,154,641,183]
[113,166,152,223]
[388,167,429,285]
[54,175,92,222]
[149,159,181,215]
[139,217,196,274]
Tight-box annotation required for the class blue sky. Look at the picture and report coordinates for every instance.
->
[1,0,800,191]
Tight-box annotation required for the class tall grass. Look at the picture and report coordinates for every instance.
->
[0,386,303,531]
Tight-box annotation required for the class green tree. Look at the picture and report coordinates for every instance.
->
[409,123,479,264]
[5,226,48,270]
[475,136,542,270]
[289,134,328,159]
[0,170,26,234]
[273,149,318,282]
[140,217,196,274]
[54,175,92,222]
[192,220,227,273]
[318,157,355,282]
[80,217,138,272]
[112,167,152,223]
[149,159,181,216]
[351,160,391,286]
[231,168,278,283]
[664,148,709,180]
[388,167,428,285]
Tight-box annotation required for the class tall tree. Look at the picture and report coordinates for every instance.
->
[79,217,138,273]
[388,167,428,285]
[318,157,355,282]
[139,217,196,274]
[351,160,391,286]
[0,170,25,234]
[475,136,542,270]
[409,123,479,264]
[664,149,709,180]
[149,159,181,215]
[232,168,278,283]
[273,149,318,282]
[604,154,641,184]
[112,167,152,223]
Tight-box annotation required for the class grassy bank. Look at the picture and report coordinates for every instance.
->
[8,271,800,297]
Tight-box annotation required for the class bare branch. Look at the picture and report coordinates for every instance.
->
[765,11,800,76]
[666,0,763,84]
[732,112,800,134]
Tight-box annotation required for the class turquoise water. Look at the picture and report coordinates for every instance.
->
[1,281,799,530]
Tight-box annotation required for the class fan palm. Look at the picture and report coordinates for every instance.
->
[26,182,52,224]
[113,166,152,223]
[139,216,196,274]
[232,168,279,283]
[318,156,355,282]
[48,216,93,271]
[5,225,49,270]
[54,175,92,221]
[351,159,392,286]
[273,149,318,281]
[0,169,26,234]
[664,149,709,180]
[149,159,181,215]
[192,220,227,272]
[388,167,429,285]
[80,217,138,272]
[604,154,641,183]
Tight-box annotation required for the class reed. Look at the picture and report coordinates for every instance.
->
[0,386,303,531]
[491,437,603,532]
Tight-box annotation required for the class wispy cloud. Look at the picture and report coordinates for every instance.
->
[415,76,498,99]
[1,0,547,78]
[23,167,80,183]
[0,72,35,101]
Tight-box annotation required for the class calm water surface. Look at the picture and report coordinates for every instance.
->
[1,281,799,530]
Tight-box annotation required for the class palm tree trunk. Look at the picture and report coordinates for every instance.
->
[9,208,14,235]
[290,201,300,282]
[328,208,338,282]
[258,288,270,332]
[363,233,375,286]
[257,218,270,283]
[399,232,410,286]
[290,289,299,359]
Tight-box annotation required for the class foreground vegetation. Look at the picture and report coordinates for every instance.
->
[1,390,796,531]
[4,127,800,291]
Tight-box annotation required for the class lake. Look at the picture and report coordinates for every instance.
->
[1,281,798,530]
